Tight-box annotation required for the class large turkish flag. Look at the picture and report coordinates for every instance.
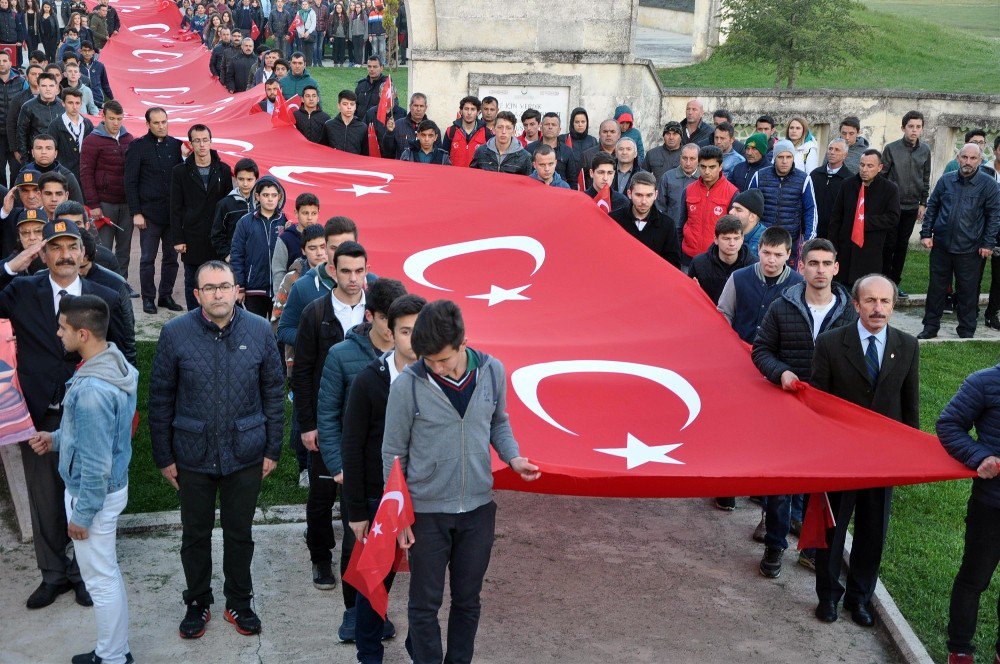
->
[107,4,972,497]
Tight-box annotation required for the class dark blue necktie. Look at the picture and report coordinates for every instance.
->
[865,335,880,386]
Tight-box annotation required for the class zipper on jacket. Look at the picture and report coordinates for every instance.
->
[460,419,466,513]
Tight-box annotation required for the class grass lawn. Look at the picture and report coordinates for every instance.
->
[657,5,1000,94]
[863,0,1000,42]
[310,65,408,116]
[899,248,994,296]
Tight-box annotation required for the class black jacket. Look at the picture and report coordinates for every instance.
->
[525,139,581,190]
[209,42,237,80]
[688,243,757,304]
[751,281,856,386]
[80,263,137,366]
[920,170,1000,254]
[341,352,391,517]
[0,270,125,427]
[292,293,347,432]
[0,71,25,130]
[293,108,331,145]
[382,112,424,159]
[585,185,630,215]
[17,96,64,157]
[46,114,94,181]
[610,204,682,268]
[124,132,183,225]
[6,87,34,155]
[812,324,919,429]
[399,141,451,165]
[354,73,386,120]
[170,151,234,266]
[19,159,84,204]
[224,51,258,93]
[210,189,252,259]
[809,165,852,239]
[323,114,367,155]
[149,307,285,475]
[681,120,714,146]
[830,175,900,286]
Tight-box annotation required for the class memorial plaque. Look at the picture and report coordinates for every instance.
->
[476,85,571,132]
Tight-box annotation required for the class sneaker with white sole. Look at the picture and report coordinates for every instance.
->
[759,546,784,578]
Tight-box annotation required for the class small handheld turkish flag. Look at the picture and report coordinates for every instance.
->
[250,20,260,41]
[594,183,612,215]
[0,44,19,67]
[367,123,381,158]
[343,458,414,619]
[851,183,866,248]
[797,492,836,550]
[270,89,299,128]
[288,13,302,36]
[376,75,393,125]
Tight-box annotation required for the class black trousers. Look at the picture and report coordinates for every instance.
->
[305,450,337,564]
[21,410,83,585]
[0,136,20,189]
[986,254,1000,318]
[814,487,892,606]
[340,496,358,609]
[923,247,985,337]
[138,220,178,300]
[405,502,496,664]
[177,463,262,610]
[948,497,1000,656]
[182,262,199,311]
[883,207,920,285]
[243,294,273,320]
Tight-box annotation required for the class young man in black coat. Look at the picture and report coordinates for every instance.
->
[811,274,919,627]
[169,124,234,310]
[688,215,756,304]
[293,85,330,145]
[323,89,366,155]
[609,170,681,268]
[342,293,426,663]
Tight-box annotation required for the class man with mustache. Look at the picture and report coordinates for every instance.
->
[811,274,919,627]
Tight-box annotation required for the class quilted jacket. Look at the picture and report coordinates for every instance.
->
[938,365,1000,509]
[149,307,285,475]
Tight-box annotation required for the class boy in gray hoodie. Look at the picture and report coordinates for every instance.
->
[30,294,139,664]
[382,300,540,664]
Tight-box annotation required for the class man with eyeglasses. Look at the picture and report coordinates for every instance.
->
[149,259,284,641]
[943,129,998,180]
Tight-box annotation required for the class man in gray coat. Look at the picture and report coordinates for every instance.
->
[657,142,700,232]
[881,110,931,292]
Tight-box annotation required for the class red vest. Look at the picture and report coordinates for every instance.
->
[445,123,489,168]
[681,176,739,258]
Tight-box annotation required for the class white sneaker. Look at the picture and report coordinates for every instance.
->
[298,469,310,488]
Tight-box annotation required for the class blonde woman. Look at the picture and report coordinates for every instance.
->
[785,116,819,173]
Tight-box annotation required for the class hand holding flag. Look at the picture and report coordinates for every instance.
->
[376,75,394,125]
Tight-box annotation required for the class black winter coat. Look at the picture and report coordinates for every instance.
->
[610,204,682,268]
[224,51,257,93]
[149,307,285,475]
[470,140,532,175]
[688,243,757,304]
[169,151,233,266]
[829,175,900,286]
[17,96,64,157]
[810,165,852,239]
[291,293,346,432]
[526,139,581,190]
[210,190,252,259]
[47,115,94,180]
[341,353,391,517]
[751,281,857,386]
[0,72,25,130]
[354,73,386,121]
[938,365,1000,509]
[293,108,330,145]
[81,263,137,367]
[124,132,183,225]
[6,87,33,154]
[323,114,367,155]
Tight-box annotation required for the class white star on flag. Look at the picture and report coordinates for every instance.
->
[858,214,864,220]
[336,183,390,197]
[370,521,383,538]
[595,433,684,469]
[467,284,531,306]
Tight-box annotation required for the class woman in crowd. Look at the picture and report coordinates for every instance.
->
[785,116,819,173]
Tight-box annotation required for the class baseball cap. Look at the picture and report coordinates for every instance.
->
[43,218,82,243]
[13,170,40,188]
[15,207,47,226]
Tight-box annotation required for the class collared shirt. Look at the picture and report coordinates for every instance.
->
[49,275,82,313]
[331,288,365,334]
[857,319,887,366]
[826,164,843,175]
[635,219,648,232]
[63,113,86,152]
[387,350,400,384]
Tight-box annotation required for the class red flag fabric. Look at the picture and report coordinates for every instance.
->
[101,6,977,500]
[343,458,414,618]
[367,123,381,158]
[288,13,302,36]
[248,101,264,115]
[852,183,866,248]
[0,319,36,446]
[157,0,172,11]
[594,183,612,214]
[270,89,299,128]
[798,492,836,550]
[250,20,260,40]
[376,75,393,125]
[0,44,19,67]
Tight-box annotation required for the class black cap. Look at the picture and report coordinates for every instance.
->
[15,207,47,226]
[663,121,682,135]
[43,218,82,243]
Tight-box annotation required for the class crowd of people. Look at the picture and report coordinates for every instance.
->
[0,3,998,663]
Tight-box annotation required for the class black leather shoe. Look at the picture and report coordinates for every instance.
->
[142,298,157,314]
[158,296,183,312]
[127,285,140,299]
[986,312,1000,330]
[71,651,135,664]
[916,328,938,340]
[815,600,838,623]
[845,601,875,627]
[26,581,72,608]
[74,580,93,607]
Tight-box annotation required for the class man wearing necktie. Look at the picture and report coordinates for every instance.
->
[809,273,919,628]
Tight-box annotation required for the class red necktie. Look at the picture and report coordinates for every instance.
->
[851,184,866,248]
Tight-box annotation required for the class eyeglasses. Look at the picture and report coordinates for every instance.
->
[197,283,235,295]
[970,139,987,146]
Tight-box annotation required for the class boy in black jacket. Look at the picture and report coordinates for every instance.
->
[211,158,258,261]
[342,293,426,663]
[688,215,756,304]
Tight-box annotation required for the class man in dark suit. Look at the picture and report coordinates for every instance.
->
[811,273,919,627]
[0,218,127,609]
[609,171,681,269]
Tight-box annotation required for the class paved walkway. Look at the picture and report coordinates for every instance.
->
[634,25,695,67]
[0,490,901,663]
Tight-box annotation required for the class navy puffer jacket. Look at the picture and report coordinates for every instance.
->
[149,307,285,476]
[938,365,1000,509]
[748,165,818,252]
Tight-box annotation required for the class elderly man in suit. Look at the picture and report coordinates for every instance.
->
[0,218,127,609]
[811,273,919,627]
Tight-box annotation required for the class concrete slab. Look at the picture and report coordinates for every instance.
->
[0,492,901,663]
[634,25,695,68]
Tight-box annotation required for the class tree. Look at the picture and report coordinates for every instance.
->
[382,0,400,69]
[718,0,869,89]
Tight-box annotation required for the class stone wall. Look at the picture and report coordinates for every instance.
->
[638,5,695,34]
[659,89,1000,183]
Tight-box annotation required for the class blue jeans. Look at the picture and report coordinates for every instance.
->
[405,502,496,664]
[312,29,325,63]
[763,494,792,549]
[355,498,396,664]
